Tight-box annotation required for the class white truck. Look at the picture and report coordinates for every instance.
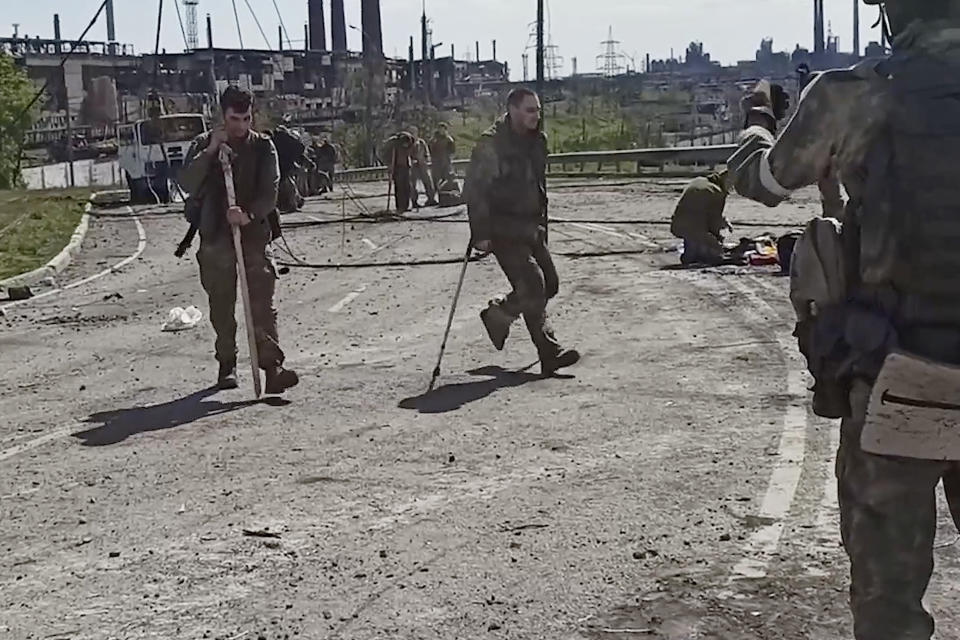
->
[118,114,207,203]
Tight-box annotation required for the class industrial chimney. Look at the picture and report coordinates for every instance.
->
[53,14,62,54]
[106,0,116,42]
[361,0,383,57]
[331,0,347,52]
[308,0,326,51]
[853,0,860,57]
[814,0,825,55]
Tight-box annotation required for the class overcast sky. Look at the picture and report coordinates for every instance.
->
[10,1,885,79]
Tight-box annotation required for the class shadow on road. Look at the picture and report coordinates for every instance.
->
[399,365,540,414]
[73,388,286,446]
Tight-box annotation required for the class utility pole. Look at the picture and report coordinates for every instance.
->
[63,87,74,187]
[536,0,544,95]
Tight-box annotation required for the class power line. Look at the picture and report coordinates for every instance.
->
[172,0,190,50]
[242,0,272,49]
[231,0,245,49]
[4,0,109,142]
[271,0,293,49]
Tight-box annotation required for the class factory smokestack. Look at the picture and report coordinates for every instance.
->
[106,0,116,42]
[331,0,347,52]
[853,0,860,57]
[814,0,825,55]
[308,0,326,51]
[206,13,213,49]
[53,14,62,55]
[361,0,383,57]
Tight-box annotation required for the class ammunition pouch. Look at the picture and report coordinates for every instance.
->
[795,305,852,419]
[795,299,899,419]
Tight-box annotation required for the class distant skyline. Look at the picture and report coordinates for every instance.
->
[9,1,885,79]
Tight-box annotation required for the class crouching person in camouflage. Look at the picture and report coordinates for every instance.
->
[465,87,579,376]
[729,2,960,637]
[179,86,299,394]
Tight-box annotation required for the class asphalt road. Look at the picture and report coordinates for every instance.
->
[2,178,959,640]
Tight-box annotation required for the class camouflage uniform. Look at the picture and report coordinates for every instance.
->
[729,17,960,639]
[430,130,456,188]
[465,115,565,363]
[179,131,286,373]
[670,172,729,265]
[409,136,437,206]
[272,126,306,213]
[313,140,337,192]
[384,133,415,212]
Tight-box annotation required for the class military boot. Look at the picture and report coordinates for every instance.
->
[265,366,300,395]
[541,349,581,376]
[217,362,239,390]
[480,298,515,351]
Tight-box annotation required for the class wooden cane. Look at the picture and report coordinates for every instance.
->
[385,146,396,214]
[218,145,262,399]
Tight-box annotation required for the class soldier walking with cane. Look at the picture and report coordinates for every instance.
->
[179,86,299,394]
[465,88,579,376]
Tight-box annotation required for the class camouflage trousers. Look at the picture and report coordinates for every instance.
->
[392,165,411,212]
[410,164,436,205]
[491,229,562,359]
[839,378,960,640]
[197,227,285,370]
[278,175,303,213]
[679,232,724,265]
[431,161,454,190]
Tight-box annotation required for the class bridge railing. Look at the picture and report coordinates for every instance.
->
[335,144,738,183]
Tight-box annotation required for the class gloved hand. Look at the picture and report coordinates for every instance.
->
[771,84,790,121]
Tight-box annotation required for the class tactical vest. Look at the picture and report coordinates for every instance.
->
[857,51,960,324]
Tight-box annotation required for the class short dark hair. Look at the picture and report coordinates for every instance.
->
[507,87,538,108]
[220,86,253,114]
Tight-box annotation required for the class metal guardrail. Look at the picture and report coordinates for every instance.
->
[336,144,738,183]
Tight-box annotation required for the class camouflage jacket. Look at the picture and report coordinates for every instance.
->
[383,133,414,169]
[730,22,960,211]
[430,133,456,165]
[671,172,729,240]
[728,58,885,210]
[179,130,280,241]
[410,138,431,166]
[464,115,548,243]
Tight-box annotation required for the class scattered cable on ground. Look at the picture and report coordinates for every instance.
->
[275,247,656,271]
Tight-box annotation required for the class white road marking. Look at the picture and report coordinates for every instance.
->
[810,423,842,559]
[1,207,147,314]
[362,237,379,250]
[328,285,367,313]
[720,276,810,580]
[568,221,662,251]
[626,231,663,251]
[0,425,78,463]
[569,222,627,239]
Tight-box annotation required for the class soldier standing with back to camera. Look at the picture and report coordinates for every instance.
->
[729,2,960,637]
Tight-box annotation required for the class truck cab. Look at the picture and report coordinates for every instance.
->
[118,114,207,203]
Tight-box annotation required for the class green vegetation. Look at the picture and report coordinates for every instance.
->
[0,189,90,281]
[0,53,40,190]
[331,90,711,166]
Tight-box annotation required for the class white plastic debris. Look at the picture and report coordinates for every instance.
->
[161,305,203,332]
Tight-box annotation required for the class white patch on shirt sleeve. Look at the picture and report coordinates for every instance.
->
[759,148,792,199]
